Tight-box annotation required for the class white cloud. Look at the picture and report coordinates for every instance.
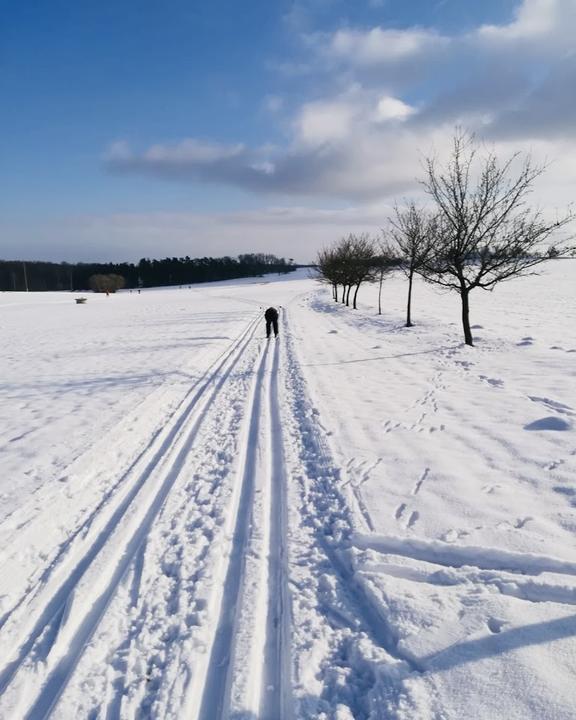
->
[478,0,569,40]
[104,0,576,216]
[376,95,416,121]
[296,98,359,144]
[328,26,446,65]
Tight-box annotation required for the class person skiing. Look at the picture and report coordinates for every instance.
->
[264,306,279,338]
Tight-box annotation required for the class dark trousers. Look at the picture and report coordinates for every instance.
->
[266,318,278,337]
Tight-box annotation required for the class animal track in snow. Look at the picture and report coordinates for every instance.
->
[412,468,430,495]
[394,503,419,529]
[513,517,533,529]
[528,396,574,416]
[382,419,402,433]
[455,360,474,370]
[517,336,534,347]
[482,484,501,495]
[478,375,504,388]
[395,503,407,520]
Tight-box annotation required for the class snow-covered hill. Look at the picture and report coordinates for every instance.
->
[0,262,574,719]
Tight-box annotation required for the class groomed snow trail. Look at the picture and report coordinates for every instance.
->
[0,312,269,718]
[0,301,317,720]
[196,336,291,720]
[0,294,425,719]
[2,264,575,719]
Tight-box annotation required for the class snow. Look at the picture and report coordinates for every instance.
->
[0,261,575,719]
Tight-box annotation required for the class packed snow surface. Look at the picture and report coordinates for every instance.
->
[0,263,575,719]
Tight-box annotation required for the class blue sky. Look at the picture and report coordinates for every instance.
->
[1,0,574,262]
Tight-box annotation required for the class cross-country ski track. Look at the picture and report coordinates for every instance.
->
[0,299,375,720]
[1,265,576,719]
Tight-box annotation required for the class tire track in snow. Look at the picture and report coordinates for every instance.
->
[0,314,261,719]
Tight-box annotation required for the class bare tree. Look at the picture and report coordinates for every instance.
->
[421,131,574,346]
[316,238,353,303]
[373,239,397,315]
[390,202,437,327]
[316,234,377,309]
[346,233,378,309]
[316,246,340,301]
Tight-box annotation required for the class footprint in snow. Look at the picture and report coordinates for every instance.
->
[482,484,501,494]
[553,486,576,508]
[553,486,576,497]
[442,528,469,542]
[487,617,506,634]
[479,375,504,388]
[513,516,533,529]
[328,330,338,334]
[517,336,535,346]
[394,503,407,520]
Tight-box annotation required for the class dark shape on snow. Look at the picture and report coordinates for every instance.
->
[265,307,279,338]
[524,416,571,431]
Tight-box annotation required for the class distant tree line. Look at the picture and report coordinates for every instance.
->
[0,253,294,292]
[317,131,575,346]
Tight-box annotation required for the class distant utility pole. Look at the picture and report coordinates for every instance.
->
[22,262,29,292]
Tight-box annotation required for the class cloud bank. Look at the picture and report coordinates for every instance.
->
[106,0,576,208]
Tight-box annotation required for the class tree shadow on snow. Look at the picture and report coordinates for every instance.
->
[420,613,576,673]
[302,344,461,367]
[0,368,205,400]
[308,296,460,351]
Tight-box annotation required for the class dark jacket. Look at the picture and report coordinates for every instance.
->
[265,307,279,321]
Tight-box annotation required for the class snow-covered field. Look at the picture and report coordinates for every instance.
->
[0,262,575,720]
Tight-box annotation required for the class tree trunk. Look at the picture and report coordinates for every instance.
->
[460,286,473,346]
[333,283,338,301]
[406,270,414,327]
[378,269,383,315]
[341,285,347,304]
[353,282,361,309]
[345,285,352,306]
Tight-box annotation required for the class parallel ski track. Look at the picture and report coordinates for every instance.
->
[196,339,270,720]
[0,314,257,633]
[0,312,261,718]
[260,339,291,720]
[197,335,291,720]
